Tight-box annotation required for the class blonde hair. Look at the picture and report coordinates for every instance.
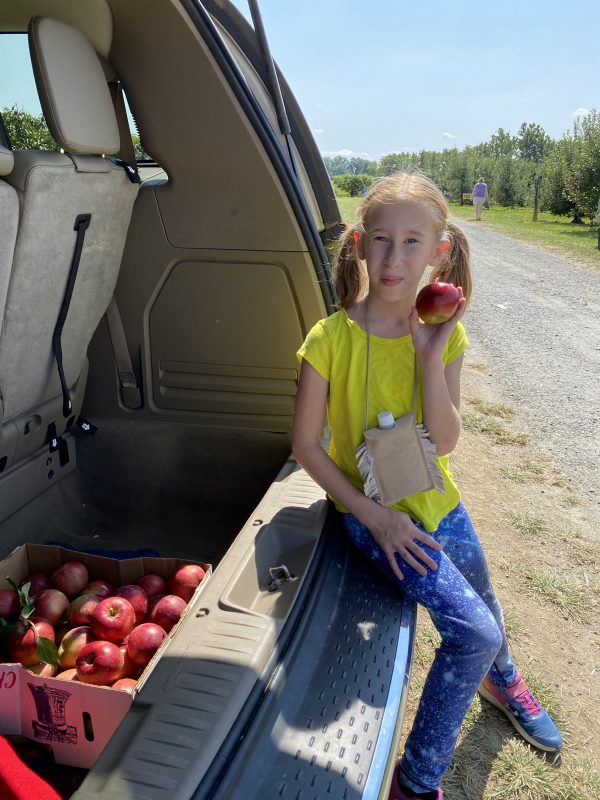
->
[333,172,472,309]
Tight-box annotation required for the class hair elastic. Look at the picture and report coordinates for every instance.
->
[353,231,360,245]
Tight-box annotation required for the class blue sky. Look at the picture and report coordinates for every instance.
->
[2,2,598,162]
[231,0,600,160]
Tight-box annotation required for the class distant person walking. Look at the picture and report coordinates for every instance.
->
[471,177,488,220]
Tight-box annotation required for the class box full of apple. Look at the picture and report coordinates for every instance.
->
[0,543,211,768]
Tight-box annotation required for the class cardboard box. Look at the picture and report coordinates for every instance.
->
[0,543,211,768]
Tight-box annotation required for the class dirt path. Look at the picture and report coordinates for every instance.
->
[403,228,600,799]
[453,217,600,516]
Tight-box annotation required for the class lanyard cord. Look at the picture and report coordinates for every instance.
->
[362,300,418,432]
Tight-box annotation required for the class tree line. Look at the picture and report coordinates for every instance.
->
[325,116,600,222]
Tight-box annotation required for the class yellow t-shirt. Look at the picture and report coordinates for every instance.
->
[297,309,469,531]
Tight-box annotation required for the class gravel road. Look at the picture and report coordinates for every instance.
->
[453,217,600,508]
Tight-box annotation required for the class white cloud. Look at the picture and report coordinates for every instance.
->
[571,107,590,118]
[442,132,455,139]
[320,148,373,159]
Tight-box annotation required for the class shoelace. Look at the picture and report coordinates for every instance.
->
[513,688,541,716]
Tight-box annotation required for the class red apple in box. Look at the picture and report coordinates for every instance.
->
[51,561,89,598]
[168,564,205,603]
[145,593,165,620]
[8,618,55,666]
[67,593,101,626]
[23,572,51,598]
[112,677,137,694]
[116,585,148,626]
[34,588,70,626]
[76,640,124,686]
[91,597,136,643]
[0,588,20,621]
[415,281,460,324]
[116,645,140,680]
[58,625,96,669]
[127,623,167,667]
[81,579,114,599]
[136,574,167,597]
[148,594,187,633]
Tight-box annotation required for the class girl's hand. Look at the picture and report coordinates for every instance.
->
[409,289,466,365]
[365,505,442,581]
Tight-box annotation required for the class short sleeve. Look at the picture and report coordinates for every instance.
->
[443,321,469,365]
[296,319,332,382]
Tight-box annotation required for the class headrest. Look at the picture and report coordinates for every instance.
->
[0,146,14,176]
[29,17,120,155]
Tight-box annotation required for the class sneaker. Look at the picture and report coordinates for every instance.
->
[388,763,444,800]
[478,673,563,752]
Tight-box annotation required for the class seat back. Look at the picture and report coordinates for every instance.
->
[0,17,138,470]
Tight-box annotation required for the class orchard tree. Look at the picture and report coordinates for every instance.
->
[2,106,54,150]
[517,122,553,163]
[568,110,600,219]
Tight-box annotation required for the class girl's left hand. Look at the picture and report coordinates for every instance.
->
[409,289,466,365]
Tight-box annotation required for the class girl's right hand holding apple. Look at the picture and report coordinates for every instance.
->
[362,504,442,581]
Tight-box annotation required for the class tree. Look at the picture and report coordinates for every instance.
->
[516,122,552,163]
[332,173,373,196]
[323,155,351,176]
[568,109,600,219]
[2,106,55,150]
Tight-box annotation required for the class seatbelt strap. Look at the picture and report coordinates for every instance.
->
[52,213,91,418]
[105,295,143,409]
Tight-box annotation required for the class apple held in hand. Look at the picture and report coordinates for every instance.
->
[127,623,167,667]
[76,640,124,686]
[415,281,460,324]
[51,561,89,598]
[168,564,206,603]
[91,596,136,643]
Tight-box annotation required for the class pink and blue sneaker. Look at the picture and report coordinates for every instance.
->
[388,763,443,800]
[478,672,563,752]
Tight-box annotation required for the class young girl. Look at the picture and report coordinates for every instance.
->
[292,172,561,800]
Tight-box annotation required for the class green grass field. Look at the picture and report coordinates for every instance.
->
[334,193,600,269]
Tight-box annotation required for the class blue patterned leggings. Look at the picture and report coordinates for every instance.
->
[342,503,516,793]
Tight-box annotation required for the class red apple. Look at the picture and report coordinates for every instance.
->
[0,588,20,621]
[116,644,140,680]
[67,593,102,626]
[8,618,55,666]
[145,593,166,620]
[90,596,135,643]
[168,564,206,603]
[54,620,72,647]
[415,281,461,324]
[148,594,187,633]
[23,572,51,598]
[34,588,70,626]
[112,677,137,694]
[81,579,114,598]
[116,585,148,626]
[51,561,89,597]
[27,662,58,677]
[76,640,124,686]
[136,574,167,597]
[127,623,167,667]
[58,625,96,669]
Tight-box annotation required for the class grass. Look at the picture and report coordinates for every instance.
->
[449,202,600,269]
[465,397,515,420]
[333,192,600,269]
[461,411,529,445]
[507,510,546,537]
[523,570,590,621]
[500,458,545,484]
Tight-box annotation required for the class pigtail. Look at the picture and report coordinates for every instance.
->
[430,221,473,306]
[332,226,366,308]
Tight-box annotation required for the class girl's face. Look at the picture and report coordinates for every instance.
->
[359,199,448,304]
